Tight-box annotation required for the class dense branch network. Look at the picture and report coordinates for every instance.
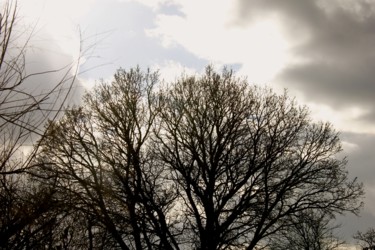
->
[0,3,365,248]
[0,1,82,248]
[33,66,363,249]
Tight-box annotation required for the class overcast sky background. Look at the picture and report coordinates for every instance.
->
[15,0,375,246]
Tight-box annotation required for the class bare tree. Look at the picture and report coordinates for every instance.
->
[0,1,81,248]
[267,210,343,250]
[35,66,363,249]
[354,228,375,249]
[35,68,179,249]
[0,0,78,175]
[155,66,363,249]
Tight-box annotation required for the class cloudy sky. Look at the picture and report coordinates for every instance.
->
[16,0,375,246]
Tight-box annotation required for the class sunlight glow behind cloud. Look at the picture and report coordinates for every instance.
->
[18,0,93,62]
[146,0,290,84]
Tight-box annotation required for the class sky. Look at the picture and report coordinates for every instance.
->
[14,0,375,246]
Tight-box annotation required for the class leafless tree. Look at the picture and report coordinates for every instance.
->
[0,0,78,175]
[354,228,375,249]
[35,68,179,249]
[0,1,80,248]
[155,66,363,249]
[35,66,364,249]
[267,209,344,250]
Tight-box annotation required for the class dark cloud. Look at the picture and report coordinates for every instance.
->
[279,59,375,117]
[236,0,324,30]
[325,133,375,241]
[337,132,375,241]
[236,0,375,123]
[236,1,375,241]
[323,133,375,241]
[341,132,375,183]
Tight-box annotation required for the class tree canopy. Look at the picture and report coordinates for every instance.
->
[33,66,364,249]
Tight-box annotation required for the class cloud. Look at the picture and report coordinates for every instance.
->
[236,0,375,130]
[142,0,375,133]
[1,0,87,145]
[146,0,291,84]
[150,60,198,83]
[337,132,375,239]
[17,0,86,103]
[341,132,375,183]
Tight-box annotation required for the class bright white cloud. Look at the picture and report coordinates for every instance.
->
[146,0,290,84]
[18,0,95,61]
[151,60,198,83]
[117,0,170,10]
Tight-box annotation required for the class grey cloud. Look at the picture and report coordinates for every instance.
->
[1,32,85,145]
[341,132,375,183]
[236,0,323,28]
[337,211,375,243]
[236,0,375,123]
[24,35,85,107]
[279,59,375,121]
[236,0,375,240]
[330,132,375,241]
[158,2,185,17]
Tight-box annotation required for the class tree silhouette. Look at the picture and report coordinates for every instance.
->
[155,66,363,249]
[35,66,364,249]
[267,209,343,250]
[0,1,80,248]
[35,68,178,249]
[354,228,375,249]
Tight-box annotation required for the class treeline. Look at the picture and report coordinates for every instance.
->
[0,1,364,250]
